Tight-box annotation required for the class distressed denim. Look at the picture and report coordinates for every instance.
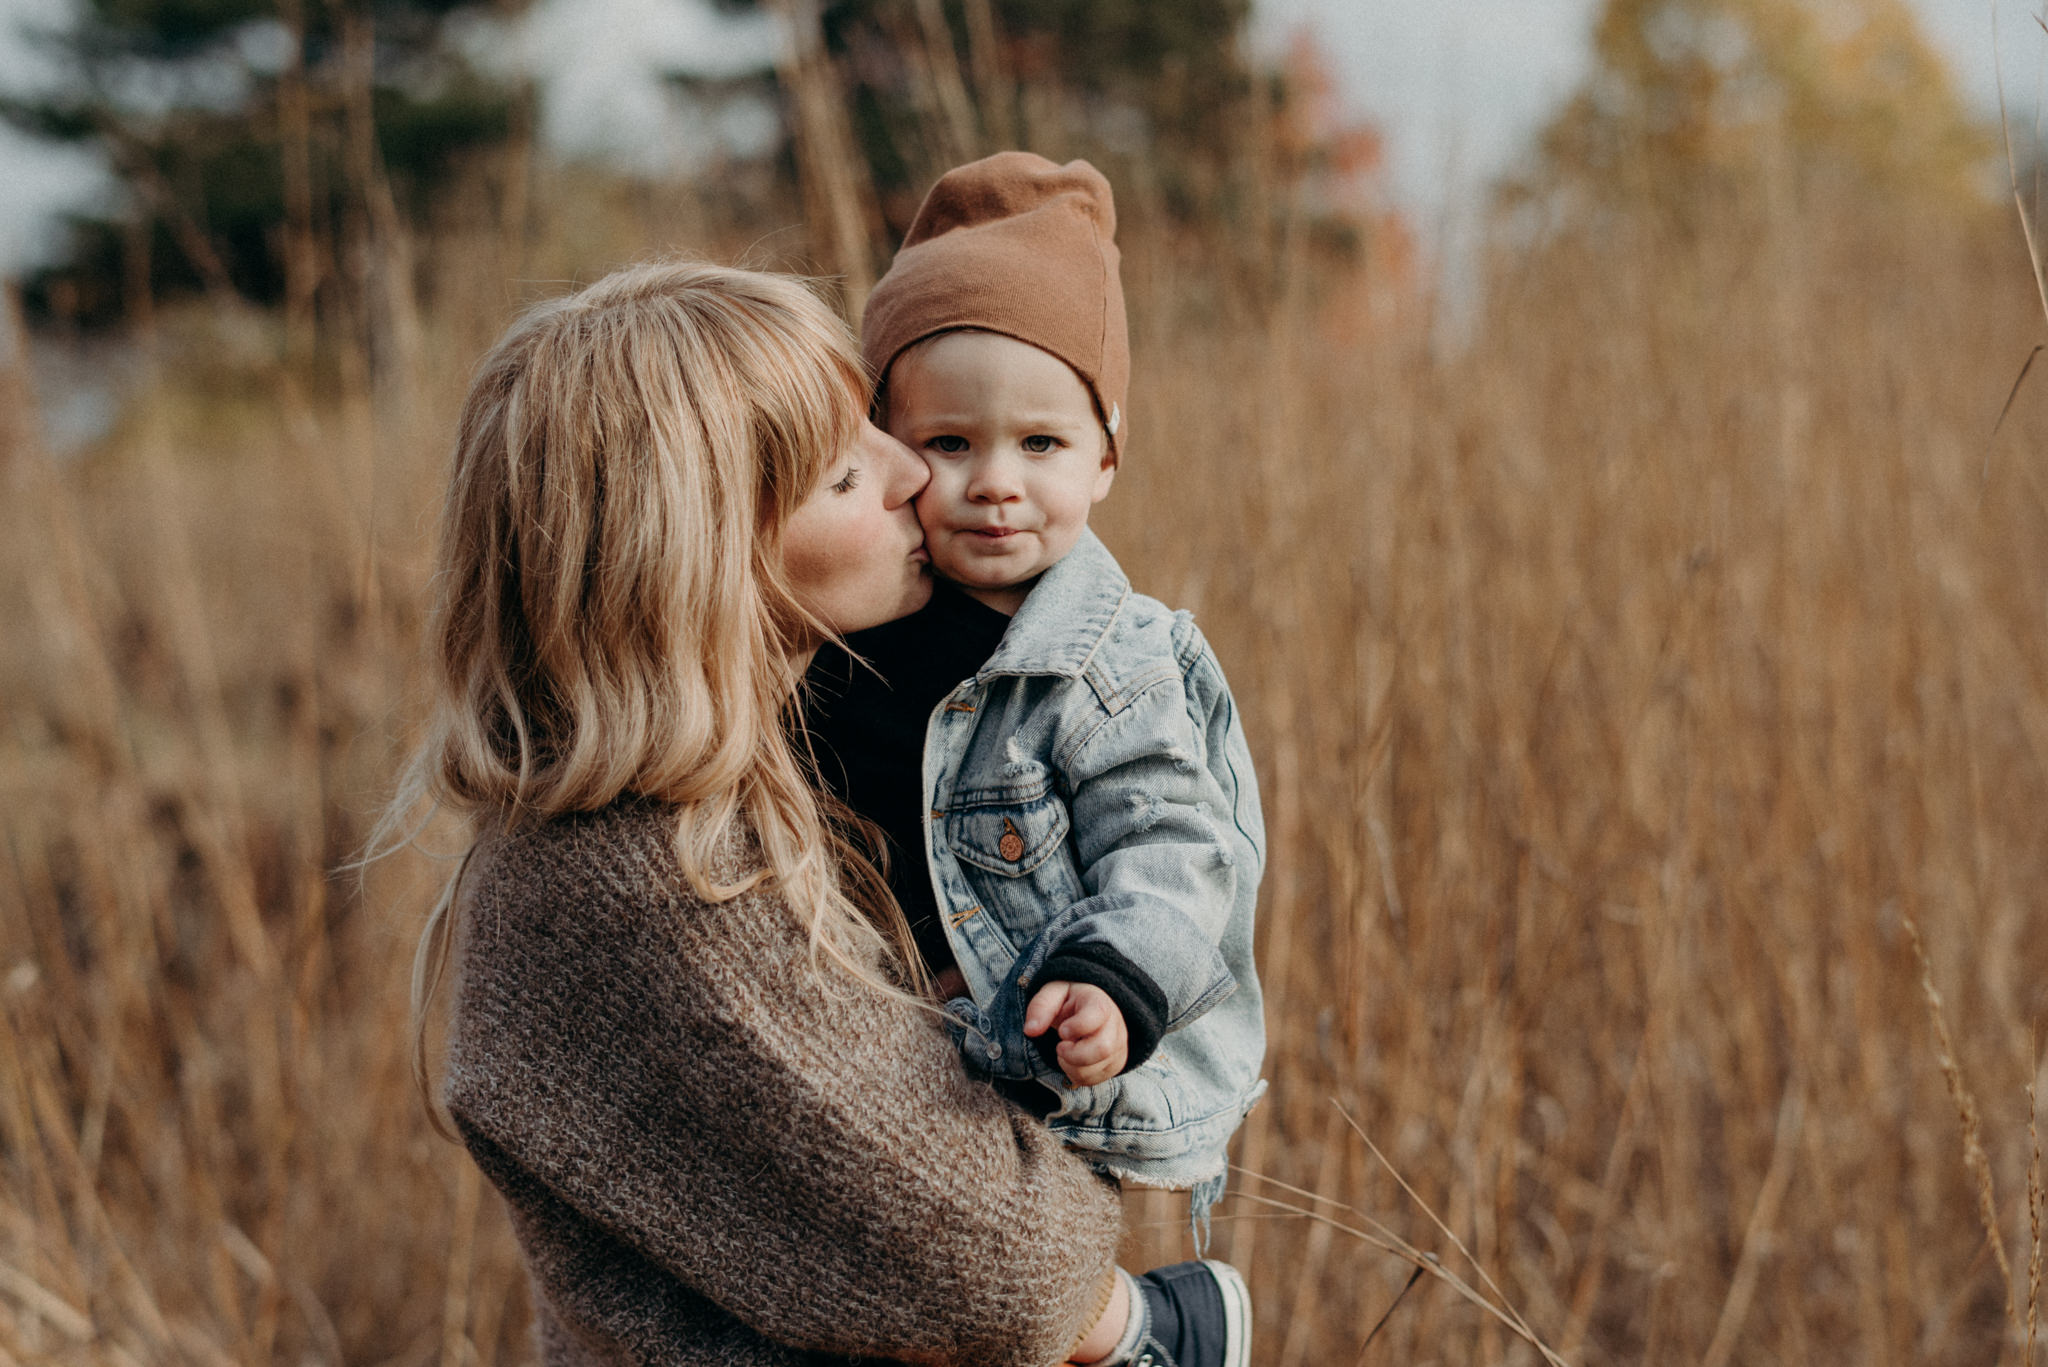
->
[920,531,1267,1192]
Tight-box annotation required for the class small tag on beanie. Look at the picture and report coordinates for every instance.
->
[1106,402,1120,436]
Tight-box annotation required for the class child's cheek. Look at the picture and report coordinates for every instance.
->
[911,480,946,537]
[910,481,969,583]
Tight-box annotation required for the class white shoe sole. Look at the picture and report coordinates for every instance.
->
[1199,1259,1252,1367]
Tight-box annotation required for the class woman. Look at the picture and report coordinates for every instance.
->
[397,261,1135,1364]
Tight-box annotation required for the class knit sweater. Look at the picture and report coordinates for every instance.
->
[443,799,1124,1366]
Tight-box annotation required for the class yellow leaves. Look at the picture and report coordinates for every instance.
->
[1525,0,1991,218]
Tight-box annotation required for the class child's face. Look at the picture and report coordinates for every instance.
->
[886,330,1114,615]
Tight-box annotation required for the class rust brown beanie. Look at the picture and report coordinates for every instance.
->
[863,151,1129,455]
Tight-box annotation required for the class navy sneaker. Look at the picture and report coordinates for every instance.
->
[1121,1260,1252,1367]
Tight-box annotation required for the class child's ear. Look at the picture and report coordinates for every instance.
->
[1093,446,1116,502]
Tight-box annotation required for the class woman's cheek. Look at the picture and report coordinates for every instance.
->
[785,534,851,618]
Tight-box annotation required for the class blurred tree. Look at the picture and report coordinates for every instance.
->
[1259,31,1416,336]
[736,0,1417,331]
[729,0,1255,235]
[4,0,519,348]
[1504,0,1991,227]
[9,0,1399,343]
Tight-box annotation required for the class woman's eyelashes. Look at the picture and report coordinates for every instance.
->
[832,465,862,494]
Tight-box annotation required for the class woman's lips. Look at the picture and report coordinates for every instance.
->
[909,545,930,563]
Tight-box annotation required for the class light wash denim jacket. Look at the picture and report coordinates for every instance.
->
[923,530,1267,1194]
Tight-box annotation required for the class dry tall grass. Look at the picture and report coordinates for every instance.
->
[3,165,2046,1366]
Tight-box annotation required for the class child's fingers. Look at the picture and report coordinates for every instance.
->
[1056,988,1113,1040]
[1023,981,1070,1037]
[1055,987,1128,1086]
[1057,1036,1126,1087]
[1060,1059,1116,1087]
[1059,1031,1117,1067]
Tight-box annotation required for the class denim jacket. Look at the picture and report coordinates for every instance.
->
[923,530,1267,1192]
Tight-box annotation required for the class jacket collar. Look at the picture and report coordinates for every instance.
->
[977,529,1127,679]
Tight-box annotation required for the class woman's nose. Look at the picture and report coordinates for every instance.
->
[874,425,929,506]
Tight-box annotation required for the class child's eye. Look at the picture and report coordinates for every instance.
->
[927,435,969,455]
[1021,434,1062,454]
[832,466,861,494]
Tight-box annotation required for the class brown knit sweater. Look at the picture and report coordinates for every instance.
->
[444,799,1123,1365]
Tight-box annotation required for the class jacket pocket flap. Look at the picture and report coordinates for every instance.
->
[946,796,1071,877]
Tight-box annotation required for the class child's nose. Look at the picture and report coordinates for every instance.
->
[966,453,1022,501]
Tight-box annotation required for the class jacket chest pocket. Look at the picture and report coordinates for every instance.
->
[944,787,1085,936]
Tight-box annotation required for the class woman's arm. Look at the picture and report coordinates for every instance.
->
[445,809,1121,1367]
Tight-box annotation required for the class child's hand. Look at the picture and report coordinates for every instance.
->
[1022,981,1128,1087]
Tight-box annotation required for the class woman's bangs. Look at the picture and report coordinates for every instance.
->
[770,314,868,514]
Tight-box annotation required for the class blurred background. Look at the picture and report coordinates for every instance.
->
[3,1,2047,1364]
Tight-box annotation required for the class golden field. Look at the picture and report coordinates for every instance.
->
[3,163,2047,1366]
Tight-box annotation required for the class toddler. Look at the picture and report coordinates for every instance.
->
[804,153,1265,1367]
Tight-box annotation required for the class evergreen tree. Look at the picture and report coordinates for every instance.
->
[5,0,518,326]
[736,0,1255,233]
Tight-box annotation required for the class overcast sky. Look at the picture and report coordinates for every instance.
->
[0,0,2031,277]
[1251,0,2017,243]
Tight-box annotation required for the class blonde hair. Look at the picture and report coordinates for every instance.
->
[391,260,920,1126]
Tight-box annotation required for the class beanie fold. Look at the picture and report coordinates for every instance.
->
[862,152,1129,453]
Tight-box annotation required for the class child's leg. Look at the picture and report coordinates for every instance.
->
[1073,1263,1253,1367]
[1069,1267,1133,1363]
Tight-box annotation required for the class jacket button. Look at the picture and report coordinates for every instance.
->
[988,1043,1002,1060]
[998,817,1025,862]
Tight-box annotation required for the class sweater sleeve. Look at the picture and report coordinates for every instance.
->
[444,810,1122,1367]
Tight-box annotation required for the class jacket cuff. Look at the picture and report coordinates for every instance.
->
[1032,942,1171,1075]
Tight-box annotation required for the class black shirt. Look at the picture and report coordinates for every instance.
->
[801,583,1011,979]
